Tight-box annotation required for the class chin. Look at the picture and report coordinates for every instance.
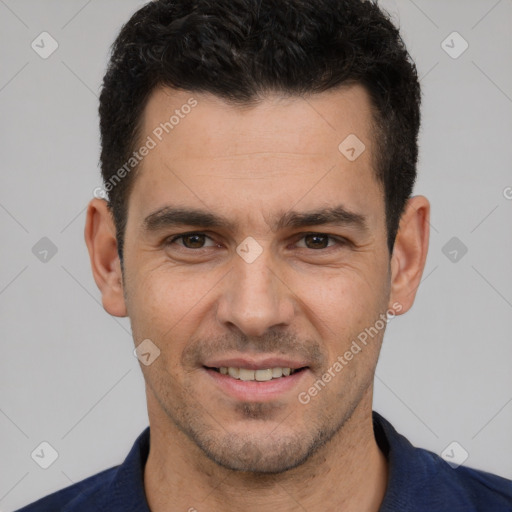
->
[188,426,333,474]
[202,440,311,474]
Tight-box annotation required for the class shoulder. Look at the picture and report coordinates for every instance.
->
[419,447,512,511]
[373,411,512,511]
[402,442,512,512]
[13,466,117,512]
[14,426,151,512]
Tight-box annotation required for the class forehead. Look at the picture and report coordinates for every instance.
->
[128,84,384,232]
[142,84,375,157]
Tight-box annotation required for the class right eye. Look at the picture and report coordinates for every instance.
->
[166,232,218,249]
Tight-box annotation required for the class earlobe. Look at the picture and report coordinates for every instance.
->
[388,195,430,315]
[84,198,127,317]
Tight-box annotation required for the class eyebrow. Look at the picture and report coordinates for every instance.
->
[142,205,369,234]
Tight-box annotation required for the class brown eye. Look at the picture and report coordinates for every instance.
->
[302,234,332,249]
[181,234,207,248]
[167,233,217,249]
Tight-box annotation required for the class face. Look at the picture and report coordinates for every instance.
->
[117,85,398,473]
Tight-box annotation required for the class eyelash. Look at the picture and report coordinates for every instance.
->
[165,232,348,251]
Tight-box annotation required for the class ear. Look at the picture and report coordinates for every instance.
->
[388,195,430,315]
[84,198,127,317]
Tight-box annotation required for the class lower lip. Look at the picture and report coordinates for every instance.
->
[204,368,309,402]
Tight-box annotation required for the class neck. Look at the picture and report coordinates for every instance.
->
[144,387,388,512]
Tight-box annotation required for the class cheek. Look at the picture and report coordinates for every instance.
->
[295,267,388,349]
[126,265,214,343]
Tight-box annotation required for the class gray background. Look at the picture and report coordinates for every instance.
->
[1,0,511,510]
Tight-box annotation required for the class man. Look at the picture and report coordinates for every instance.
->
[17,0,512,510]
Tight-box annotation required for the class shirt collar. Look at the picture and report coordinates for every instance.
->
[107,425,152,511]
[103,411,416,510]
[373,410,433,511]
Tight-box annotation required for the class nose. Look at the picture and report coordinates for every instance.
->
[216,247,295,338]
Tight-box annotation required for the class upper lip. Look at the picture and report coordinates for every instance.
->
[203,356,309,370]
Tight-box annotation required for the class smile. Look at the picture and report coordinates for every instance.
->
[208,366,305,381]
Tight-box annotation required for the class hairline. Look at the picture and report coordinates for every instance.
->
[110,81,391,267]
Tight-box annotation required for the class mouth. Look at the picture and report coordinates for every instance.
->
[205,366,308,381]
[202,360,310,402]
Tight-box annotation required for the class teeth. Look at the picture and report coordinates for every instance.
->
[255,369,273,381]
[217,367,296,381]
[272,367,282,378]
[239,368,255,381]
[228,367,239,378]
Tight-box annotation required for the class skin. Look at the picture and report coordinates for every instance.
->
[85,84,430,511]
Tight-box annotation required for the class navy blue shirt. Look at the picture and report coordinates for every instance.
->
[15,411,512,511]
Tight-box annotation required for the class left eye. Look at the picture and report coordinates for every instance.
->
[295,233,340,250]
